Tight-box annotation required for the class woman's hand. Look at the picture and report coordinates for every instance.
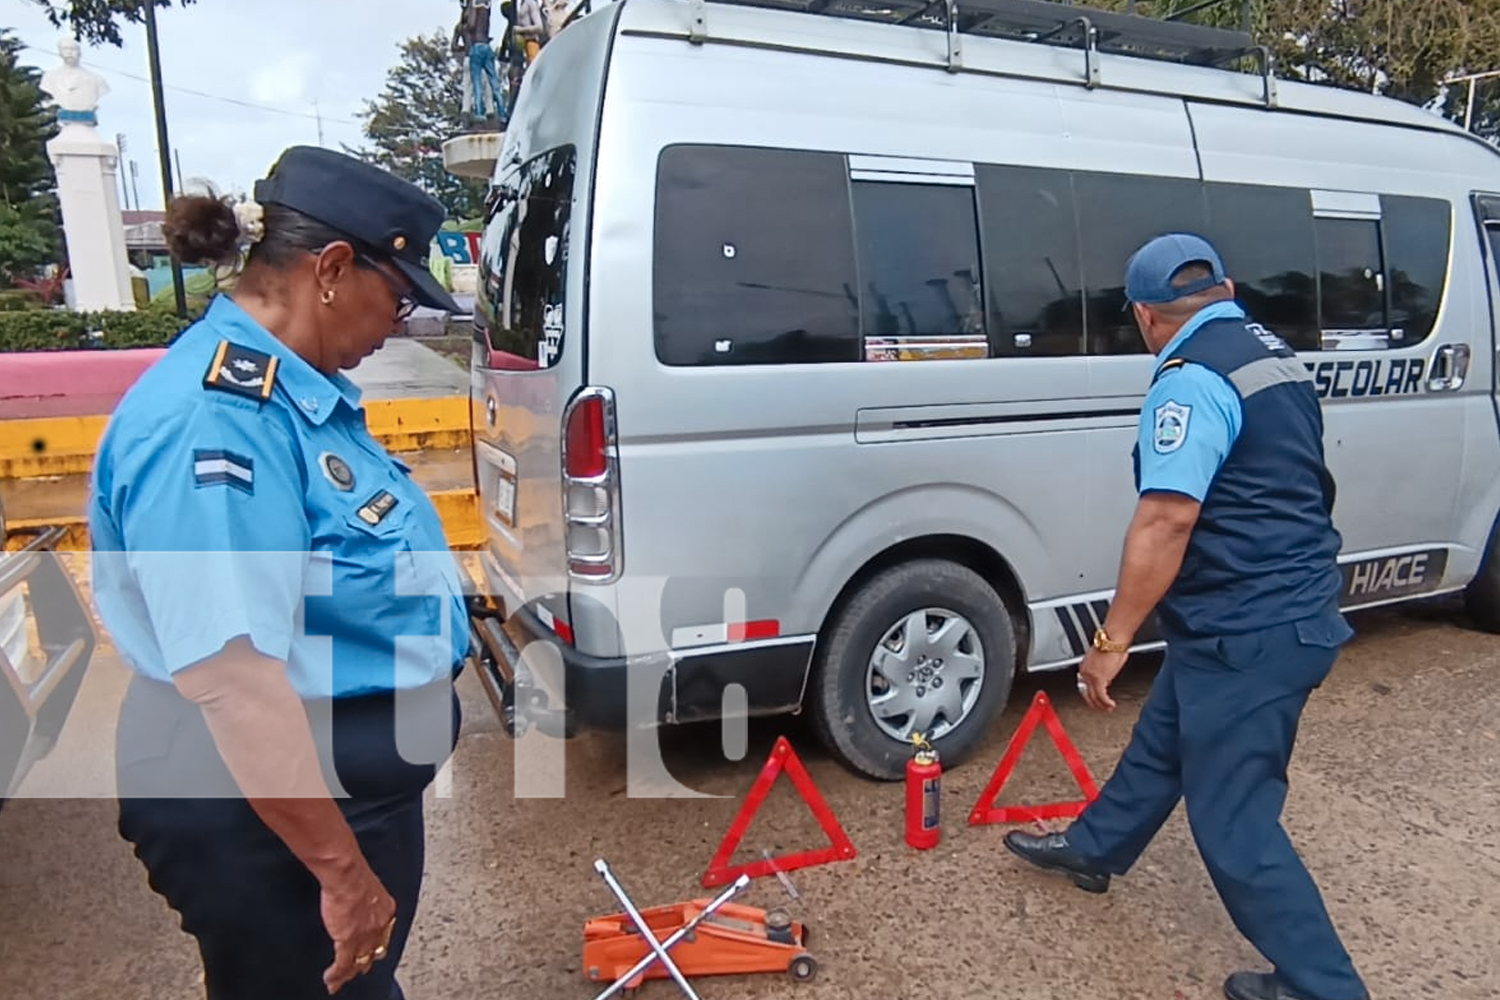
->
[172,641,401,994]
[320,863,398,994]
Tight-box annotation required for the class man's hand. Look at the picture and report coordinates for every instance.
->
[322,867,398,994]
[1078,647,1129,712]
[1082,491,1199,713]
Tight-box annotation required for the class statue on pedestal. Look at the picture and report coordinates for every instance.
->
[40,35,135,312]
[453,0,507,125]
[40,36,109,129]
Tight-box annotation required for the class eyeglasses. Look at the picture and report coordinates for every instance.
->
[356,253,420,320]
[309,245,419,320]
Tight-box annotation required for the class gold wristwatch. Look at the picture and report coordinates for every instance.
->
[1092,627,1130,653]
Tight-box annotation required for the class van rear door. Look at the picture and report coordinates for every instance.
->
[471,145,582,631]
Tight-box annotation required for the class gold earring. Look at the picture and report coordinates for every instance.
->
[321,288,336,306]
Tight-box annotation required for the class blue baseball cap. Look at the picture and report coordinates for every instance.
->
[254,145,462,314]
[1124,233,1227,306]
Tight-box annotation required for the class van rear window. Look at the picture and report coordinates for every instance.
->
[475,145,576,370]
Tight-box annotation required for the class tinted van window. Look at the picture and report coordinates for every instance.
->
[654,145,860,366]
[852,180,986,361]
[1316,217,1386,334]
[474,145,576,371]
[1072,172,1207,355]
[976,165,1085,357]
[1381,194,1451,347]
[1204,182,1319,351]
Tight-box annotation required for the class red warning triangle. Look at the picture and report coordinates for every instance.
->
[701,736,857,888]
[968,690,1101,826]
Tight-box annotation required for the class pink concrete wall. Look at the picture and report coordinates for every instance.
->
[0,348,167,420]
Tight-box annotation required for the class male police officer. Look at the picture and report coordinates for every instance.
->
[1003,234,1369,1000]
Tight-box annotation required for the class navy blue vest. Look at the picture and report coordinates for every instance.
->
[1134,316,1344,638]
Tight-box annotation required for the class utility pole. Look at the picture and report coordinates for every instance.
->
[315,98,325,146]
[144,0,187,318]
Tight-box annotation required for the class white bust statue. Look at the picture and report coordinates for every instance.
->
[41,37,109,126]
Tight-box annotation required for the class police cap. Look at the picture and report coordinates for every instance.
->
[254,145,462,314]
[1124,233,1228,306]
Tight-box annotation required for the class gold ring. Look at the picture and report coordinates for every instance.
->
[372,945,388,960]
[355,954,372,967]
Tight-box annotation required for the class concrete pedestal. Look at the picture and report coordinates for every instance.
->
[47,125,135,313]
[442,132,503,182]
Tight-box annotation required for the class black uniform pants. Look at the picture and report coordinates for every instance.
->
[1066,606,1365,1000]
[115,672,461,1000]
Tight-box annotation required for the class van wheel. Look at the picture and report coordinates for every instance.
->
[810,559,1017,781]
[1464,515,1500,633]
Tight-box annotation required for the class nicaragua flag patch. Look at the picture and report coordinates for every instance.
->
[193,448,255,494]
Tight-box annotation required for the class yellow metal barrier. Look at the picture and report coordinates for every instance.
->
[0,396,475,480]
[7,487,482,553]
[3,396,482,550]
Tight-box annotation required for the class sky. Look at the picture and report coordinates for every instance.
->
[7,0,469,210]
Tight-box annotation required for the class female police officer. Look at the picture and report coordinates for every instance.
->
[88,146,470,999]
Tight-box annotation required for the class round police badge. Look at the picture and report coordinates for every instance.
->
[1153,400,1191,455]
[320,452,355,491]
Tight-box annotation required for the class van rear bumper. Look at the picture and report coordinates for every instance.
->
[468,598,814,736]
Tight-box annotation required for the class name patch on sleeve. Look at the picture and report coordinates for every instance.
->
[193,448,255,494]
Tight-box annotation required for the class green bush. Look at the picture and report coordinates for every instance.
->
[0,308,197,352]
[0,290,41,312]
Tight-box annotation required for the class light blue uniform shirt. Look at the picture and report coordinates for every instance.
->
[89,294,470,699]
[1137,300,1247,503]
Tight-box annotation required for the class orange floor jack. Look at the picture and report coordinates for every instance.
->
[583,859,818,998]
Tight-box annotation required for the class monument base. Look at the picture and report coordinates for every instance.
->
[47,124,135,313]
[442,132,503,182]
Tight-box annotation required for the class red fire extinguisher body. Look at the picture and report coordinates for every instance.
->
[905,743,941,850]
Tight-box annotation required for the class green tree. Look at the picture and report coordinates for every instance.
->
[352,32,487,223]
[1092,1,1500,137]
[0,30,60,284]
[28,0,197,48]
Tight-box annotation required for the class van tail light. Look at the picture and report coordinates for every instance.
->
[564,395,607,479]
[562,387,621,582]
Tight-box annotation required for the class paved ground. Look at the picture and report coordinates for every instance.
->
[2,577,1498,1000]
[347,337,471,400]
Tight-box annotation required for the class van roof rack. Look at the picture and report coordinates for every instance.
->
[719,0,1253,63]
[688,0,1276,103]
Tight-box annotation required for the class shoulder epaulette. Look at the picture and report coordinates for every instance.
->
[1151,356,1189,384]
[203,340,278,403]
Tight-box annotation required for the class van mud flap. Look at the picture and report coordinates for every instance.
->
[467,596,576,740]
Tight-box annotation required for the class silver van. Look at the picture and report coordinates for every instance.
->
[466,0,1500,780]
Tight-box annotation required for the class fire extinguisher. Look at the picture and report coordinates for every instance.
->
[905,732,941,850]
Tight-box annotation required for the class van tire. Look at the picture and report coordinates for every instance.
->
[809,559,1017,781]
[1464,514,1500,633]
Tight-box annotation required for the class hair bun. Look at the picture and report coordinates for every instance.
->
[162,194,242,266]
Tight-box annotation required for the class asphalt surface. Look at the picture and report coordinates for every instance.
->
[3,586,1498,1000]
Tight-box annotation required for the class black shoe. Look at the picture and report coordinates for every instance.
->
[1002,830,1111,893]
[1223,971,1366,1000]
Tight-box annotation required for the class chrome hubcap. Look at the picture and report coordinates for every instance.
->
[865,608,985,742]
